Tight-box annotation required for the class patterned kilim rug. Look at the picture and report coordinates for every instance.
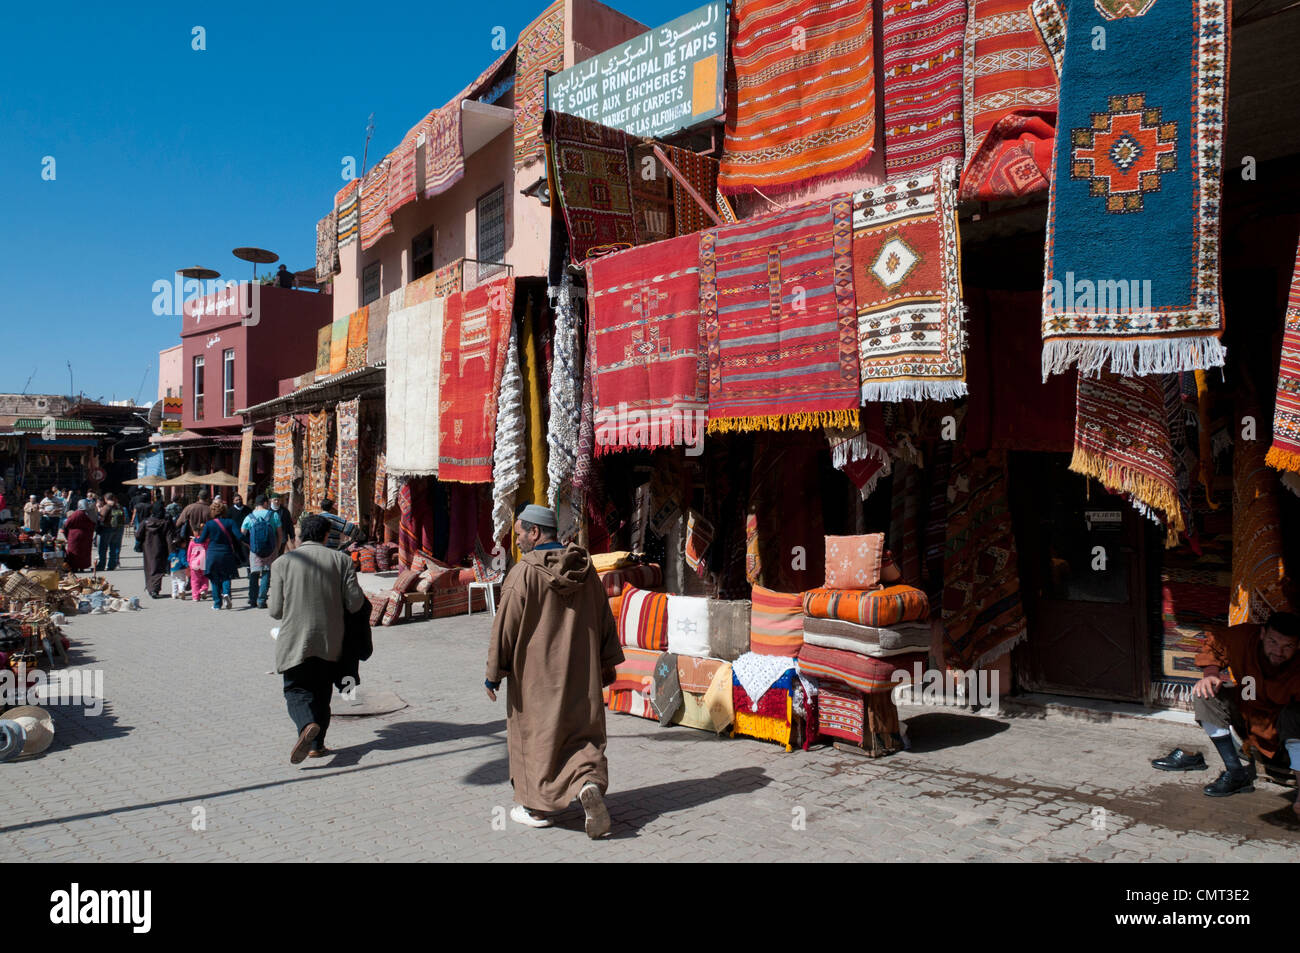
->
[1267,243,1300,474]
[345,306,368,371]
[367,289,396,367]
[433,258,463,298]
[305,410,330,513]
[439,277,516,483]
[548,112,636,264]
[880,0,967,176]
[586,235,706,455]
[959,0,1058,200]
[1071,371,1184,545]
[720,0,876,195]
[514,0,565,168]
[314,325,332,381]
[941,447,1028,669]
[335,180,359,248]
[630,142,675,245]
[315,209,338,283]
[358,157,393,251]
[329,315,349,376]
[1032,0,1229,378]
[1230,424,1293,625]
[272,417,295,496]
[668,146,719,238]
[385,135,418,216]
[826,402,892,501]
[336,398,361,525]
[699,197,860,432]
[853,158,966,401]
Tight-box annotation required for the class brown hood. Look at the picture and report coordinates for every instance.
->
[523,543,592,594]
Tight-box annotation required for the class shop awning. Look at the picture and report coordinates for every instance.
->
[238,363,385,424]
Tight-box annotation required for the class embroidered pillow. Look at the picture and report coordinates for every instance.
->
[617,584,669,650]
[749,585,805,656]
[824,533,885,590]
[666,595,712,658]
[392,569,421,595]
[381,590,404,626]
[368,591,388,626]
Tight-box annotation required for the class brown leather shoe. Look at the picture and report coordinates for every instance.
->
[290,724,320,764]
[306,747,332,759]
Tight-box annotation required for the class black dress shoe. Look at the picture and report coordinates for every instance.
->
[1204,769,1255,797]
[1151,748,1207,772]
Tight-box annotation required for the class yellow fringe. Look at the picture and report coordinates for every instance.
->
[1070,447,1187,548]
[706,407,859,436]
[1265,444,1300,475]
[733,708,793,752]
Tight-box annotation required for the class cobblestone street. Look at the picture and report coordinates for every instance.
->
[3,553,1297,863]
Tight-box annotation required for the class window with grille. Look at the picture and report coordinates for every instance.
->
[223,349,236,417]
[362,261,381,305]
[193,356,205,421]
[476,185,505,282]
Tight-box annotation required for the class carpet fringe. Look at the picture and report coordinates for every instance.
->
[1042,335,1228,381]
[707,407,859,435]
[971,629,1028,670]
[860,379,968,402]
[1070,446,1186,546]
[1265,444,1300,476]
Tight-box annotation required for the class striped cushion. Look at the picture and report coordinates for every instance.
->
[599,563,662,597]
[801,616,931,657]
[797,643,926,693]
[608,646,660,693]
[618,584,669,650]
[749,585,805,656]
[603,686,658,720]
[802,584,930,627]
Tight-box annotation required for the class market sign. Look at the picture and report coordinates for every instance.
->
[161,397,183,433]
[547,0,725,140]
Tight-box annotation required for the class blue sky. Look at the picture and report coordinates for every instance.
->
[2,0,664,404]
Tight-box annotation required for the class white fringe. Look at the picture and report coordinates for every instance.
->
[972,629,1028,670]
[1041,335,1228,382]
[1152,680,1193,702]
[830,431,893,501]
[861,380,969,402]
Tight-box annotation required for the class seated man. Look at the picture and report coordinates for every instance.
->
[1152,611,1300,809]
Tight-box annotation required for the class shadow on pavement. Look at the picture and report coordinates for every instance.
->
[304,718,506,769]
[901,711,1010,752]
[547,766,772,839]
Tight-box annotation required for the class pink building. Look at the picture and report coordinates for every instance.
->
[157,344,183,401]
[330,0,647,317]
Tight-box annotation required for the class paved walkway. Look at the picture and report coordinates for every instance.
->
[3,553,1297,862]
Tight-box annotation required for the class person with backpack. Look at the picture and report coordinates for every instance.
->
[241,494,282,609]
[95,493,127,571]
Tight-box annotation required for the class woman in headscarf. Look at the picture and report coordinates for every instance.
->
[198,498,242,610]
[140,501,172,598]
[63,500,95,571]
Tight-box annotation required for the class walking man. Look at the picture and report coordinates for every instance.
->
[1152,611,1300,808]
[241,495,281,609]
[268,513,366,763]
[179,490,212,538]
[95,494,126,571]
[484,504,623,838]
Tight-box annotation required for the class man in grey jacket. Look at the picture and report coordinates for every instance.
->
[269,514,367,763]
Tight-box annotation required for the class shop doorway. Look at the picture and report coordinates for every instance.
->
[1010,454,1151,703]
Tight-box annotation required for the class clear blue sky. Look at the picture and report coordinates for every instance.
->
[2,0,664,405]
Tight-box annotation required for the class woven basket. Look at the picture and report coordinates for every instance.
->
[1,573,45,602]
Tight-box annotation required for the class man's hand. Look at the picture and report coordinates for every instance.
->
[1192,674,1222,699]
[485,685,497,702]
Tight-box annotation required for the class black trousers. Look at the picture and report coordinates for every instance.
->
[1193,686,1300,769]
[282,657,334,750]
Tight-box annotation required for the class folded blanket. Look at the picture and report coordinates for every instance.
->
[707,599,751,661]
[796,643,926,693]
[802,584,930,627]
[673,661,735,733]
[801,616,931,657]
[732,670,795,751]
[731,651,796,706]
[653,652,682,726]
[591,551,634,573]
[608,646,661,693]
[677,656,725,695]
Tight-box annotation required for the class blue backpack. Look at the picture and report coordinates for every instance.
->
[248,512,276,558]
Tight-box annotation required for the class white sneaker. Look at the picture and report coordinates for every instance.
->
[509,805,552,828]
[223,595,232,610]
[578,782,610,839]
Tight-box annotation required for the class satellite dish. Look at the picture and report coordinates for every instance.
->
[147,400,163,429]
